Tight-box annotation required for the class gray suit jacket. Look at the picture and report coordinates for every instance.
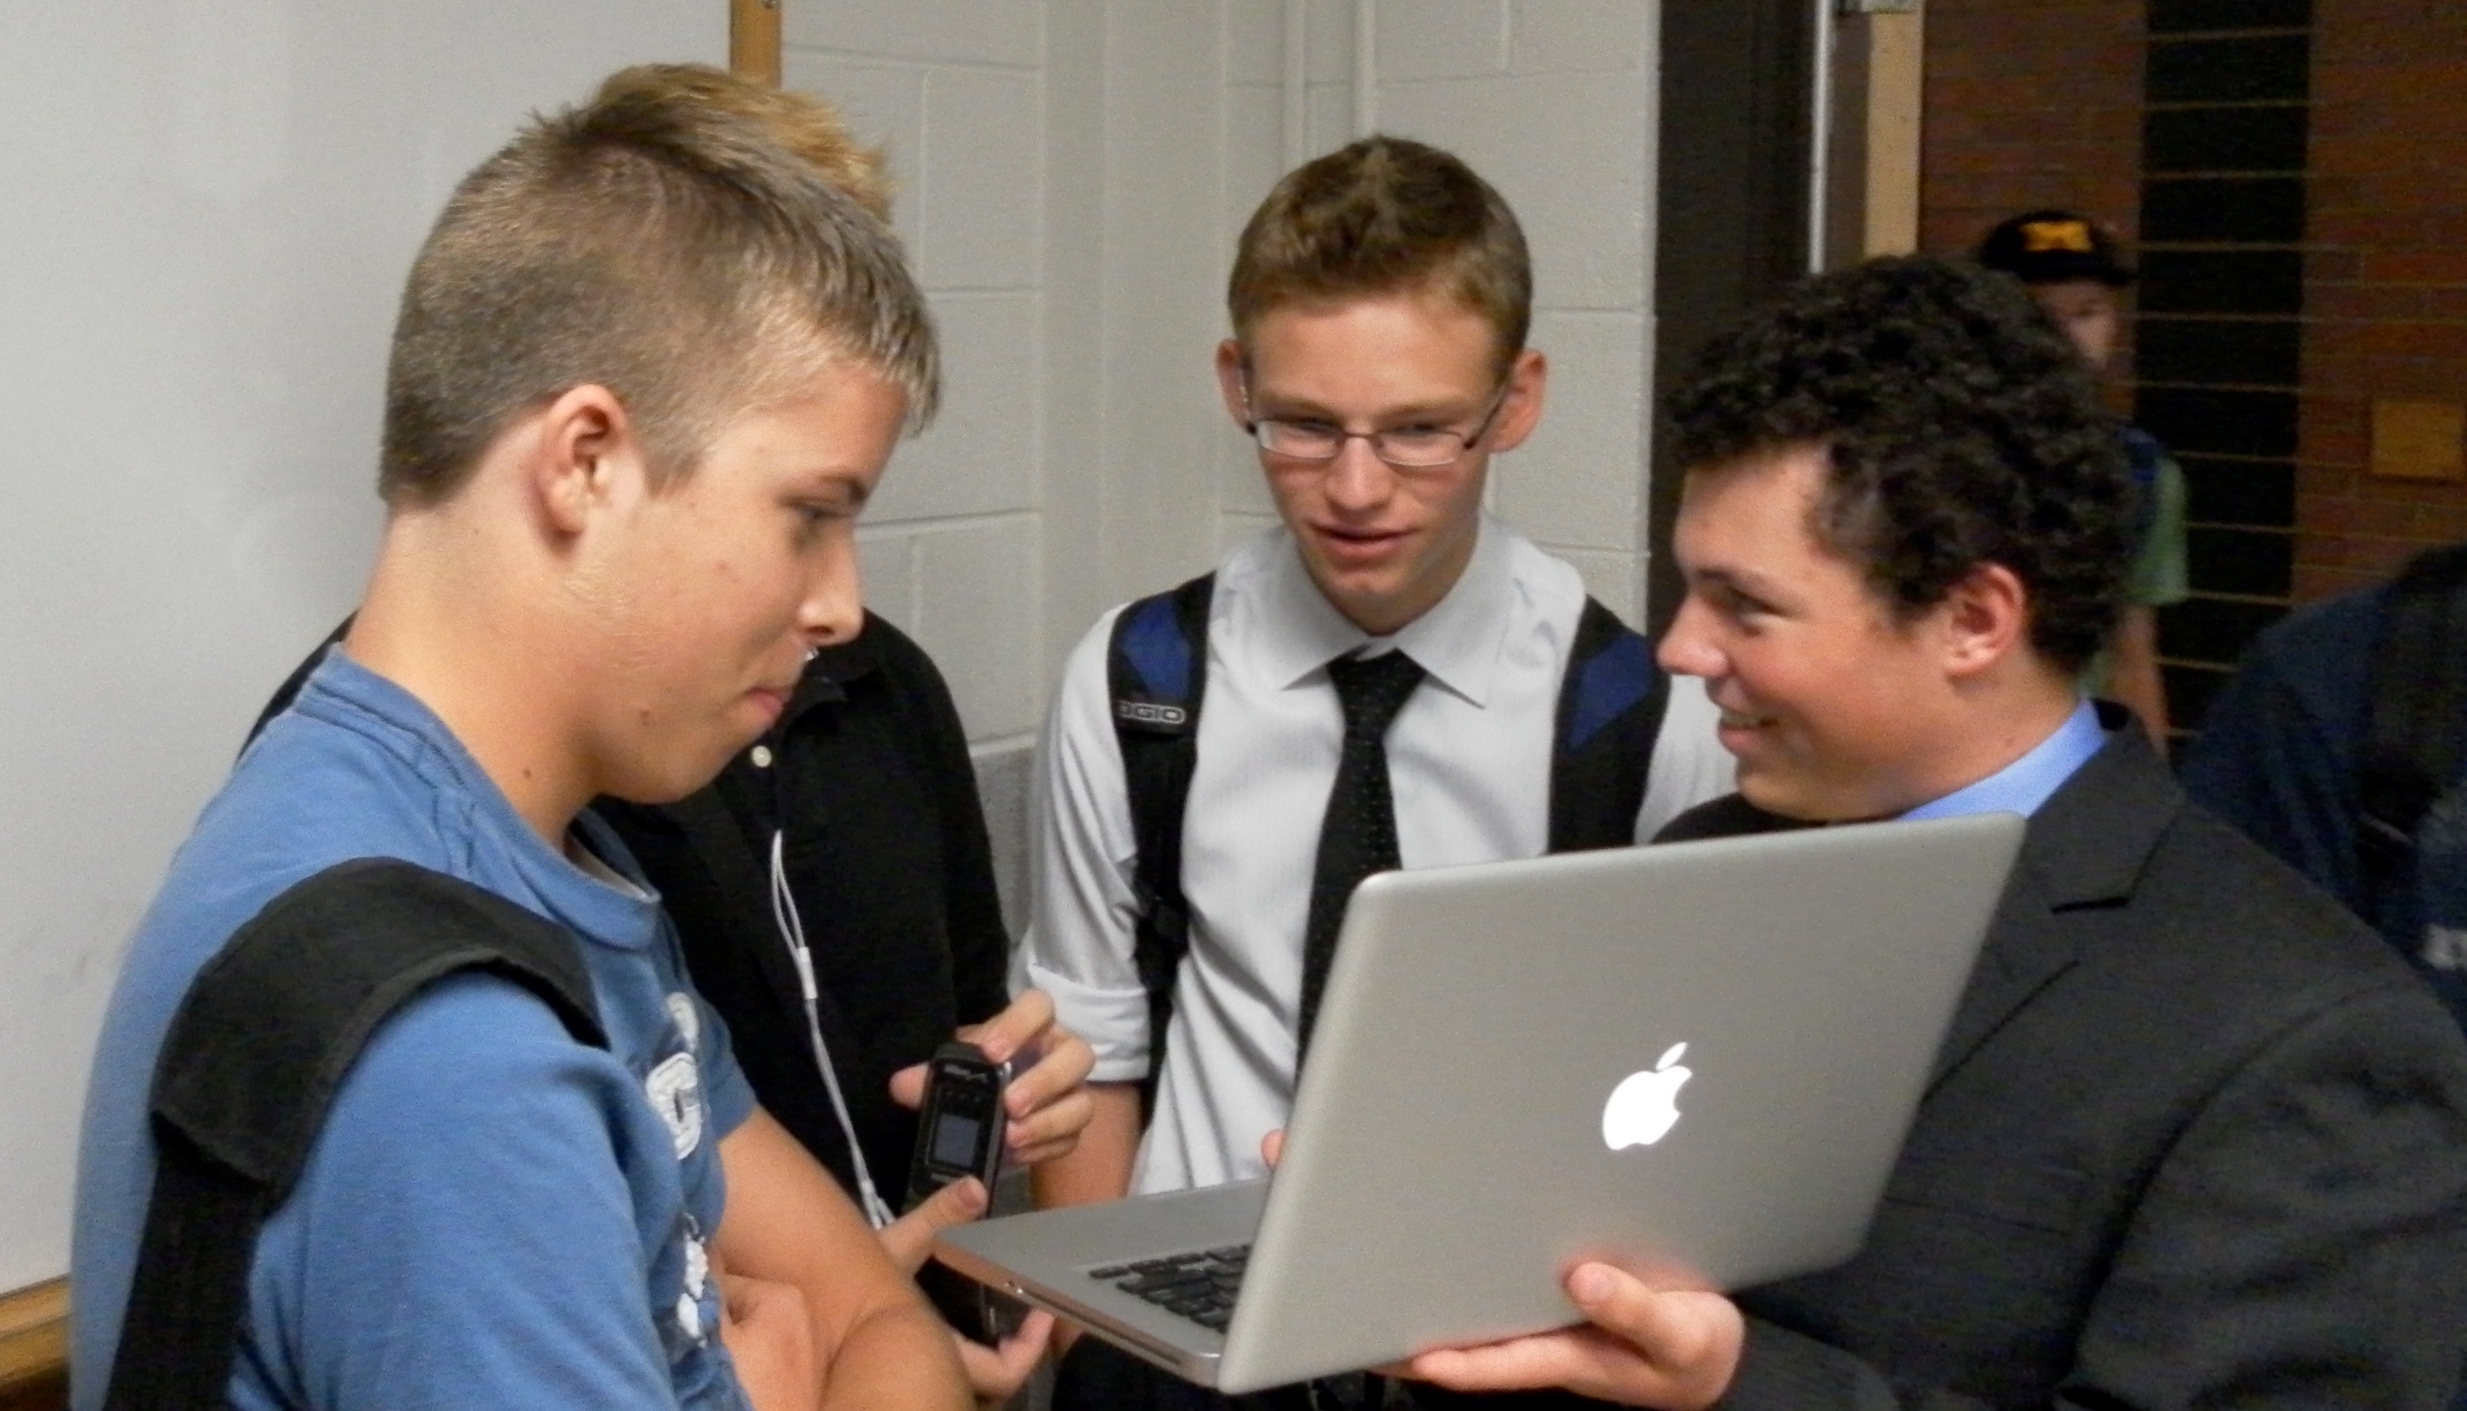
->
[1643,716,2467,1408]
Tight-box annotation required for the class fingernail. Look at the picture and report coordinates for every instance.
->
[1569,1266,1611,1304]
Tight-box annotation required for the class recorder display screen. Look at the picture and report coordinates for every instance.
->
[931,1113,984,1170]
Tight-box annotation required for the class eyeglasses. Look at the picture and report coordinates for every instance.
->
[1243,379,1513,469]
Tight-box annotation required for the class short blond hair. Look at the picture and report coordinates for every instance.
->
[379,64,935,506]
[1228,136,1531,377]
[611,63,897,224]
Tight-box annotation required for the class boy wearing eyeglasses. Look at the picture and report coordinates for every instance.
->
[1018,135,1733,1410]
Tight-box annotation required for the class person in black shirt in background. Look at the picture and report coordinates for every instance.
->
[600,613,1011,1214]
[598,608,1086,1403]
[580,74,1093,1406]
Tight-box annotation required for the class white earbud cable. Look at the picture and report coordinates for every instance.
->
[769,827,897,1229]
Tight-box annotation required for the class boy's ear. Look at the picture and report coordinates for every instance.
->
[1939,561,2033,682]
[1214,340,1252,430]
[528,384,638,536]
[1483,347,1549,455]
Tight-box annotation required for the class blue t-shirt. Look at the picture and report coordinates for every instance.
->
[72,650,759,1411]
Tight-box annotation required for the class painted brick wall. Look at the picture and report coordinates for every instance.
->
[1918,0,2145,264]
[2296,0,2467,600]
[782,0,1049,757]
[1372,0,1662,622]
[784,1,1269,929]
[783,0,1065,930]
[784,2,1668,917]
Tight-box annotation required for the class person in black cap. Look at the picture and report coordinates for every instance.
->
[1978,209,2189,752]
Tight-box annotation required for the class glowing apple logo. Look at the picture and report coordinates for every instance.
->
[1601,1042,1693,1151]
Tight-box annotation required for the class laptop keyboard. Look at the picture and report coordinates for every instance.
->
[1087,1245,1249,1332]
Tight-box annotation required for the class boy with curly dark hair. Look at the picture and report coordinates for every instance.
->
[1406,257,2467,1410]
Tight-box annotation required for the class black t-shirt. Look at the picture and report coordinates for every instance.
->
[598,613,1011,1199]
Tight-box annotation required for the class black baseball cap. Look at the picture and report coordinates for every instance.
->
[1976,209,2135,286]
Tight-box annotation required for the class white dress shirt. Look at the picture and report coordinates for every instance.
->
[1017,516,1734,1194]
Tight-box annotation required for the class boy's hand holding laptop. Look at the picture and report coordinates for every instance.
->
[1254,1131,1747,1408]
[1405,1262,1741,1408]
[879,1163,1060,1401]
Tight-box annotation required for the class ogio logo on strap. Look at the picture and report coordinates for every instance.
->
[1116,699,1190,732]
[2423,925,2467,973]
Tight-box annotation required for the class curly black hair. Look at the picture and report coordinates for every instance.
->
[1667,256,2136,673]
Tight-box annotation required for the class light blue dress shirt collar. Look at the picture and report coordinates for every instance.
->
[1900,697,2106,822]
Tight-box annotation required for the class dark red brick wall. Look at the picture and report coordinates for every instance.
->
[2296,0,2467,600]
[1922,0,2464,732]
[1920,0,2147,267]
[1927,1,2467,605]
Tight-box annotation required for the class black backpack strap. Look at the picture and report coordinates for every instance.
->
[1106,573,1215,1122]
[104,858,607,1411]
[2358,542,2467,916]
[1548,596,1667,852]
[243,615,353,754]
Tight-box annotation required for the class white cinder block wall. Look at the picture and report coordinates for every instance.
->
[0,0,731,1296]
[783,0,1661,929]
[1370,0,1661,619]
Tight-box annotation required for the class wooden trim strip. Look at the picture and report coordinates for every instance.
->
[1861,7,1924,257]
[731,0,783,87]
[0,1279,68,1394]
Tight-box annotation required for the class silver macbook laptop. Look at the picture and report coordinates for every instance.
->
[936,813,2024,1393]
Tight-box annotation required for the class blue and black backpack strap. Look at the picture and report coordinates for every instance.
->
[1549,596,1665,852]
[2118,424,2166,543]
[104,858,607,1411]
[2119,424,2165,490]
[2358,542,2467,924]
[1105,580,1654,1116]
[1105,573,1216,1120]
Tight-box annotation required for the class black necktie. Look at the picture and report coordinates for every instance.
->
[1296,650,1426,1064]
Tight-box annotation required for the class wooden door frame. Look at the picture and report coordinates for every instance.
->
[1647,0,1819,633]
[731,0,782,85]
